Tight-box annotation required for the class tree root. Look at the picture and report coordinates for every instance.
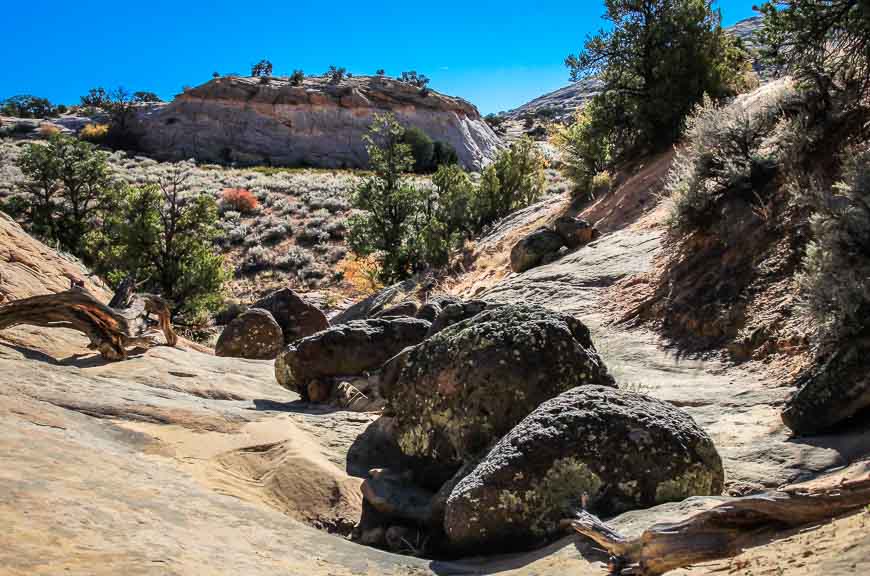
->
[570,475,870,575]
[0,285,177,360]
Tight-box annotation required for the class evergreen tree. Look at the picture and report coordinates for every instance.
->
[758,0,870,104]
[565,0,750,157]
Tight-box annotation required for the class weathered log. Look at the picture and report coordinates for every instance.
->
[569,475,870,575]
[0,286,177,360]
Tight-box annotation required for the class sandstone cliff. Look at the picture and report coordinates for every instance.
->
[132,76,502,171]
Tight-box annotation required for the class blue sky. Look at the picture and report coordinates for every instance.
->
[1,1,758,115]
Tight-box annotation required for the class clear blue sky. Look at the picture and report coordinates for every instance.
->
[1,1,758,115]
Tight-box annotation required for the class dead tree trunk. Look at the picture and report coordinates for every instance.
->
[569,476,870,575]
[0,285,177,360]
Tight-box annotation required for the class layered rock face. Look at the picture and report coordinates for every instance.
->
[132,76,501,171]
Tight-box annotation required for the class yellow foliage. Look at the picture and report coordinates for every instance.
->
[337,255,383,295]
[80,123,109,142]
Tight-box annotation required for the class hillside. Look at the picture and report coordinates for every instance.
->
[3,95,870,570]
[131,75,501,171]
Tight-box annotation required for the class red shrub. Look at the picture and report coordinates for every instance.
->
[222,188,259,214]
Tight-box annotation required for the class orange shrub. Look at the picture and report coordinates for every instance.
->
[337,254,383,294]
[222,188,259,214]
[80,123,109,142]
[38,123,60,137]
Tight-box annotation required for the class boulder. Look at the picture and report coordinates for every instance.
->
[275,317,431,400]
[215,309,284,360]
[361,469,435,526]
[251,288,328,345]
[444,385,724,551]
[374,301,419,319]
[553,216,599,249]
[782,343,870,435]
[426,300,491,337]
[331,279,418,325]
[510,227,565,273]
[386,304,614,487]
[415,302,442,323]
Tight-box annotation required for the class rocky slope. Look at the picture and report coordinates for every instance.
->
[131,76,501,171]
[4,123,870,573]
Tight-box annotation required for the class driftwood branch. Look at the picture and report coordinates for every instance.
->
[0,285,177,360]
[570,476,870,575]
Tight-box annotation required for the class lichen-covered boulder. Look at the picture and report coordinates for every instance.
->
[215,309,284,360]
[782,343,870,435]
[444,385,724,551]
[387,304,614,486]
[510,227,565,273]
[251,287,328,345]
[275,317,431,400]
[554,216,600,249]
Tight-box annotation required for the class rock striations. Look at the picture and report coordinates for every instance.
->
[132,76,502,171]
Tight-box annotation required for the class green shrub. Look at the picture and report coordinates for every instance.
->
[666,84,797,232]
[402,126,435,173]
[758,0,870,104]
[550,101,612,196]
[1,95,57,118]
[133,91,161,103]
[797,148,870,345]
[326,65,346,84]
[400,71,430,89]
[473,137,547,228]
[433,141,459,167]
[591,171,612,196]
[251,59,273,77]
[290,70,305,86]
[565,0,751,160]
[90,169,228,321]
[16,134,113,253]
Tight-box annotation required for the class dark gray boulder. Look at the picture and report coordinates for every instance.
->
[215,309,284,360]
[251,287,328,345]
[426,300,491,338]
[275,317,431,400]
[386,304,614,487]
[374,301,419,319]
[444,385,724,552]
[331,279,417,325]
[782,343,870,435]
[415,302,442,323]
[509,227,565,273]
[553,216,600,249]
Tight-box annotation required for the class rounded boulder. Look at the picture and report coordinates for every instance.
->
[386,304,614,485]
[215,309,284,360]
[509,227,565,273]
[444,385,724,552]
[252,287,328,345]
[275,317,431,399]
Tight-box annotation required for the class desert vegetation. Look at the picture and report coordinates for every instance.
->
[555,0,755,197]
[347,113,547,283]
